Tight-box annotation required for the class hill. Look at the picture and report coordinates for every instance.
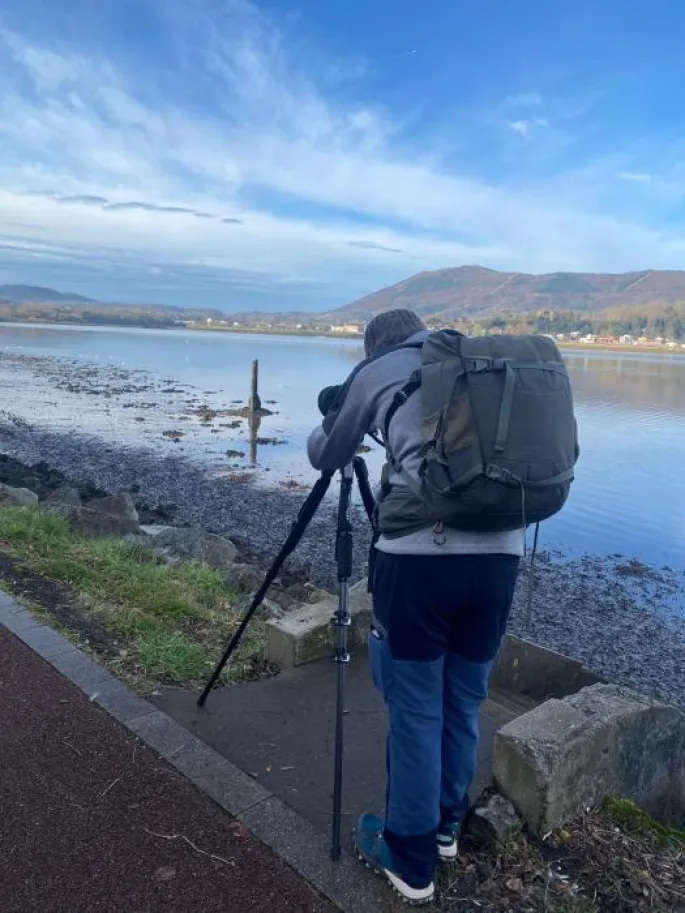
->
[337,266,685,320]
[0,284,95,304]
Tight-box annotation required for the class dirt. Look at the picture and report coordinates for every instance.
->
[0,553,118,657]
[0,627,336,913]
[438,810,685,912]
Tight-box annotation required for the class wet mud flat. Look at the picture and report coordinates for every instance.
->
[0,351,291,477]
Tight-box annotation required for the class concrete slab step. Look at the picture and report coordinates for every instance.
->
[153,658,532,846]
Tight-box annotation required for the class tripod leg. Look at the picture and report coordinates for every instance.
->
[353,456,376,525]
[330,464,354,861]
[197,471,333,707]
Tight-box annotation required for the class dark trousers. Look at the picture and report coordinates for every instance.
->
[370,551,520,888]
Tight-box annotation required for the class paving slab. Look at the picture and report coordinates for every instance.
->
[154,656,521,845]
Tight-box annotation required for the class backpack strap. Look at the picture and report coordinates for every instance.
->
[383,371,422,439]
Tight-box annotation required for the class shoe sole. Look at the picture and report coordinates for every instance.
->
[437,843,458,863]
[353,830,435,906]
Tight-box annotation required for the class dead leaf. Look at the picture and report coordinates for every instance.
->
[505,877,524,894]
[230,822,249,840]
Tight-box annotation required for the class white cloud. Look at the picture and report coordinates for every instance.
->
[619,171,653,184]
[509,117,550,136]
[0,5,684,310]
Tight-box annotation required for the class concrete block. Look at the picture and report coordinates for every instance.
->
[50,649,121,697]
[125,710,193,758]
[0,591,24,613]
[491,634,604,702]
[92,682,156,725]
[16,624,75,659]
[1,608,44,635]
[169,739,270,816]
[493,684,685,835]
[264,579,371,668]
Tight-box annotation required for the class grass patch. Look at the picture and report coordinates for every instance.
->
[603,796,685,845]
[0,505,267,689]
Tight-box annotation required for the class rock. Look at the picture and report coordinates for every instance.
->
[151,526,238,570]
[258,598,285,620]
[71,492,140,537]
[0,483,39,508]
[139,524,175,538]
[41,484,82,517]
[493,684,685,836]
[222,562,264,593]
[466,793,522,846]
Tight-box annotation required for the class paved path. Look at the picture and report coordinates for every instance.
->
[155,656,526,843]
[0,627,336,913]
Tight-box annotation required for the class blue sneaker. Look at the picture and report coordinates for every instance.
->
[437,826,459,862]
[354,813,435,906]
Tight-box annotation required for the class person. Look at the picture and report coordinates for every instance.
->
[307,309,524,905]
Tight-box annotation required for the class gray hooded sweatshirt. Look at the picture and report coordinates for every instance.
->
[307,331,525,556]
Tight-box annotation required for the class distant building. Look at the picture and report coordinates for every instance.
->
[329,324,363,334]
[620,334,634,344]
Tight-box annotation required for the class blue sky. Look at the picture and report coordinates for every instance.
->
[1,0,685,311]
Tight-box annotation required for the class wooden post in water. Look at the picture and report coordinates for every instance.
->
[249,359,262,413]
[249,412,261,465]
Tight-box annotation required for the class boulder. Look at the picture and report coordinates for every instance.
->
[41,484,82,517]
[71,492,140,537]
[493,684,685,835]
[222,562,264,593]
[466,793,522,846]
[151,526,238,570]
[139,524,175,538]
[0,483,39,508]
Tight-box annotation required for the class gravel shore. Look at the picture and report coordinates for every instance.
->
[1,417,684,709]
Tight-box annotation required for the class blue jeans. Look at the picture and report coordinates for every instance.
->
[369,551,519,888]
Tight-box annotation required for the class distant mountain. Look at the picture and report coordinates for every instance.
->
[0,284,95,304]
[337,266,685,319]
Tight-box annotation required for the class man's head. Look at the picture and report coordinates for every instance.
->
[363,309,426,357]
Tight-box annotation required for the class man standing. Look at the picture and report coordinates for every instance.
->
[307,310,524,905]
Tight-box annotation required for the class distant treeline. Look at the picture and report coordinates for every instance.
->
[0,300,220,329]
[425,302,685,341]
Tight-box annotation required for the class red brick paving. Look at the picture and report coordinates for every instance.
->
[0,627,337,913]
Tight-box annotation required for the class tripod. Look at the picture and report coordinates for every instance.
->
[198,456,376,860]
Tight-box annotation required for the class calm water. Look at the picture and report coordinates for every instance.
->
[1,323,685,571]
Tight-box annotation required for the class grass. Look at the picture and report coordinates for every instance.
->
[0,505,266,688]
[603,796,685,845]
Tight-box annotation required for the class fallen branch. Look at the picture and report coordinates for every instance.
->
[142,826,235,867]
[99,776,121,799]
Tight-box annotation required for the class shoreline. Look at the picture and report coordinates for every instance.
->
[2,319,684,355]
[1,422,684,711]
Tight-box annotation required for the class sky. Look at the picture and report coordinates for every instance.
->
[1,0,685,312]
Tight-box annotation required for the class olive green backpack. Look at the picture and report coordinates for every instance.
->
[384,330,579,532]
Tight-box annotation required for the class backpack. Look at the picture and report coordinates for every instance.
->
[382,330,579,533]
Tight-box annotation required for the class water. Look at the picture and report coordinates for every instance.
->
[1,322,684,571]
